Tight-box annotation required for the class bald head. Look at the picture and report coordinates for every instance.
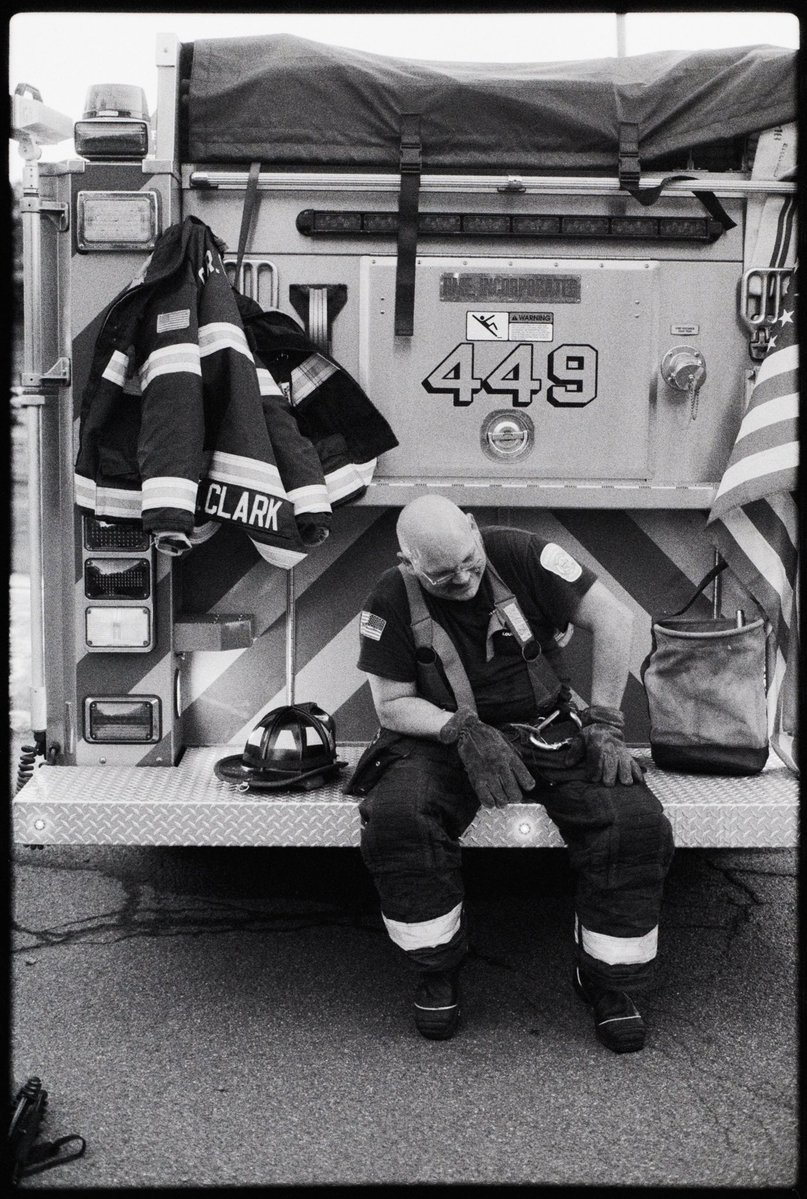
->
[397,496,472,562]
[396,497,486,599]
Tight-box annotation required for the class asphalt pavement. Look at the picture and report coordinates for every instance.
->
[9,840,798,1187]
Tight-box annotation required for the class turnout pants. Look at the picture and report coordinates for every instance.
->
[357,724,675,992]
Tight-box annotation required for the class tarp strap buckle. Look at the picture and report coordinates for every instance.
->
[618,122,735,234]
[618,121,642,190]
[394,113,422,338]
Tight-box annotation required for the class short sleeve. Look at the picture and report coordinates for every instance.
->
[356,570,417,682]
[525,537,596,624]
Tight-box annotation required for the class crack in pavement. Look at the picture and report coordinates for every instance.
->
[650,1000,796,1114]
[12,895,385,951]
[650,1017,796,1168]
[12,851,385,951]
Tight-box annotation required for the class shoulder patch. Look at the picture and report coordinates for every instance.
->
[360,611,387,641]
[539,542,583,582]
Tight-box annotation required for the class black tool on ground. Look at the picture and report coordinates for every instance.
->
[5,1076,86,1182]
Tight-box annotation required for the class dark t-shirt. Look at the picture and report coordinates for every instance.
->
[357,525,597,724]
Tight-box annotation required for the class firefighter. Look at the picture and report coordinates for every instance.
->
[347,495,674,1053]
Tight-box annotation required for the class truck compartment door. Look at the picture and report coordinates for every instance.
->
[359,256,658,480]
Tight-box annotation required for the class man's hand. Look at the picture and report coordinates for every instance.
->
[564,705,645,786]
[439,707,535,808]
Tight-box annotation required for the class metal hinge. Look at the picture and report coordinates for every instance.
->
[13,357,72,406]
[19,194,69,232]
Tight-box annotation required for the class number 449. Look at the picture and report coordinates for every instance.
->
[422,342,598,408]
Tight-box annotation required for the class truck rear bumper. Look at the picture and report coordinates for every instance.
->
[12,745,798,849]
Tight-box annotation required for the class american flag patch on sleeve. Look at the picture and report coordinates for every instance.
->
[156,308,191,333]
[360,611,386,640]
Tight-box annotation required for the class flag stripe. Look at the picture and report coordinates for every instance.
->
[733,416,798,456]
[711,443,798,506]
[749,342,797,395]
[735,393,797,442]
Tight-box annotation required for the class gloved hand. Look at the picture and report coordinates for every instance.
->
[564,706,645,786]
[439,707,535,808]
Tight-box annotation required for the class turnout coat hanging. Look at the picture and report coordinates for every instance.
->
[236,296,399,511]
[75,217,318,567]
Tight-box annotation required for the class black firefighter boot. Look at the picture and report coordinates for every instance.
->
[574,966,646,1054]
[413,966,462,1040]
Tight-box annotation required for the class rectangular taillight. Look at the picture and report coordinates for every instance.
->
[74,118,149,160]
[84,558,151,600]
[76,191,159,252]
[84,697,161,743]
[84,518,150,551]
[85,606,151,649]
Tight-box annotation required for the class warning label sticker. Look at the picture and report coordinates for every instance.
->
[465,310,554,342]
[508,312,554,342]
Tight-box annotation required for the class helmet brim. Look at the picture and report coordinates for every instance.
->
[214,754,347,791]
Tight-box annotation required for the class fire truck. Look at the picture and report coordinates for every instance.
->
[10,33,798,849]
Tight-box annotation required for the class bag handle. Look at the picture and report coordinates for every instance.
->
[665,557,727,619]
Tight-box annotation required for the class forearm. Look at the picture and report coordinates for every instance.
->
[375,693,454,739]
[589,618,633,711]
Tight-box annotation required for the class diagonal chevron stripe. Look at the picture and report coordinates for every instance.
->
[180,510,398,741]
[626,510,716,588]
[180,510,385,709]
[229,616,366,745]
[558,510,714,619]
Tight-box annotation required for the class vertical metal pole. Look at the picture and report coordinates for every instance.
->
[712,548,723,619]
[19,149,48,744]
[285,567,296,706]
[282,287,329,709]
[616,12,627,57]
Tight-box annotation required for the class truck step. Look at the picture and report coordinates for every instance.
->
[12,745,798,849]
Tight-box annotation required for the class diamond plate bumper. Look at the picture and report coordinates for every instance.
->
[12,745,799,848]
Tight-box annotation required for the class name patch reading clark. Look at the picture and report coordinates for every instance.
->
[440,273,581,304]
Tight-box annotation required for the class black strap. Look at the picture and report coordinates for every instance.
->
[21,1134,87,1177]
[667,557,727,619]
[394,114,422,338]
[627,175,736,232]
[235,161,261,281]
[618,122,736,232]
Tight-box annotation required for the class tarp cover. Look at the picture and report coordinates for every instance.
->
[185,35,796,171]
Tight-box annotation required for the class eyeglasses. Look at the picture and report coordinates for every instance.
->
[416,543,484,587]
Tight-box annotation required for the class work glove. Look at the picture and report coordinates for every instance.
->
[439,707,535,808]
[564,706,645,787]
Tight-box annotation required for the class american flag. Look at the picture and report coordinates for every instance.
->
[707,269,799,774]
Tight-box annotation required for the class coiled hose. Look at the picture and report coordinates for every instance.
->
[16,744,38,793]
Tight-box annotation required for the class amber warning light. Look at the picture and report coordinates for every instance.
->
[74,83,150,160]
